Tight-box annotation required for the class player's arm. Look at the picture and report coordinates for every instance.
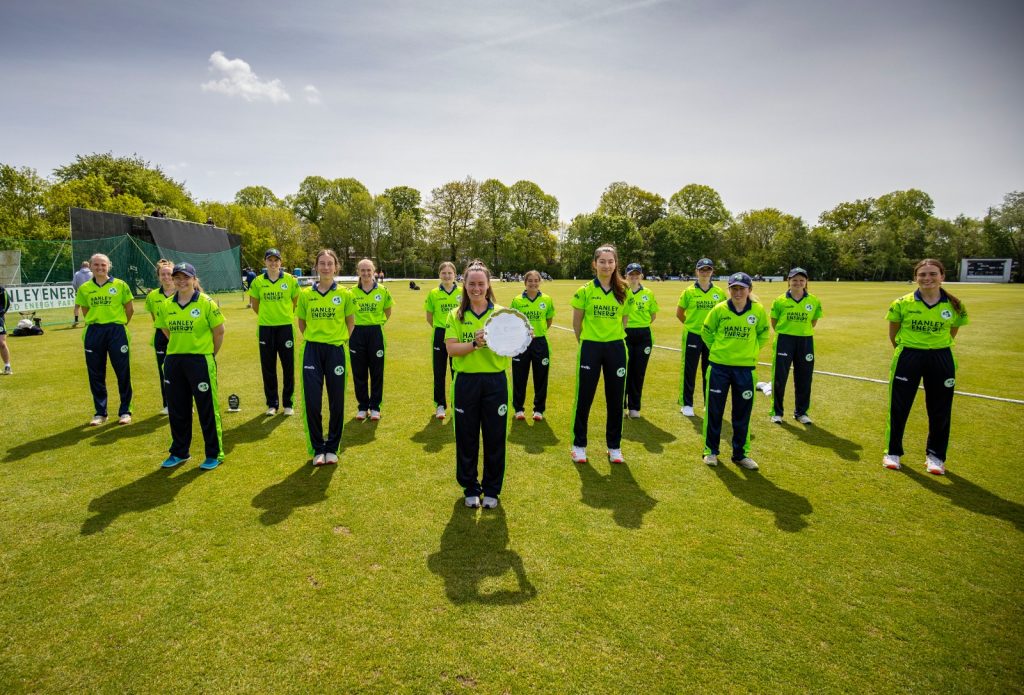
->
[124,299,134,323]
[425,311,435,327]
[212,323,225,356]
[384,307,392,321]
[770,317,778,330]
[676,306,685,324]
[297,318,306,336]
[950,327,959,339]
[649,311,657,324]
[888,322,900,348]
[346,314,355,338]
[573,308,584,342]
[250,298,261,315]
[446,331,483,357]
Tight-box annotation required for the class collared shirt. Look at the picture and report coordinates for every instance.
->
[626,286,659,329]
[424,284,462,328]
[702,299,770,367]
[155,291,224,355]
[771,291,823,336]
[570,279,633,342]
[677,282,725,334]
[509,291,555,338]
[351,282,394,326]
[75,277,133,325]
[296,283,355,345]
[445,303,511,373]
[248,271,300,326]
[886,289,968,349]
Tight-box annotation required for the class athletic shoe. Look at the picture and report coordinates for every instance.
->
[265,407,277,416]
[796,414,813,425]
[482,496,499,509]
[570,446,588,464]
[756,381,772,396]
[465,495,481,508]
[703,454,718,467]
[89,415,107,427]
[435,406,446,420]
[324,452,339,465]
[159,406,169,416]
[532,411,543,421]
[118,414,132,425]
[283,407,295,416]
[608,449,625,464]
[734,457,759,470]
[312,453,326,466]
[681,405,695,417]
[770,415,783,424]
[882,454,901,470]
[356,410,367,421]
[161,455,189,468]
[627,410,640,419]
[2,365,11,375]
[925,454,945,475]
[198,458,221,470]
[514,411,526,421]
[369,410,381,421]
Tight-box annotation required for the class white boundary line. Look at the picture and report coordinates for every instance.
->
[549,324,1024,406]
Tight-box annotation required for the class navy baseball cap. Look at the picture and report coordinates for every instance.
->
[696,258,714,269]
[172,262,196,278]
[625,263,643,275]
[265,248,282,259]
[727,272,752,288]
[787,267,808,279]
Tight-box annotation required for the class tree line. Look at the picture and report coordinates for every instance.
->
[1,153,1021,280]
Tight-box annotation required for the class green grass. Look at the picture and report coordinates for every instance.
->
[1,280,1022,693]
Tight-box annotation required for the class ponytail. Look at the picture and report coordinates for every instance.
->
[456,260,495,322]
[914,258,962,315]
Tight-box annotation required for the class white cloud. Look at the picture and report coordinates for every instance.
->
[303,85,322,105]
[201,51,290,103]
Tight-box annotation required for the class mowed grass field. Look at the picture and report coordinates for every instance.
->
[1,278,1022,694]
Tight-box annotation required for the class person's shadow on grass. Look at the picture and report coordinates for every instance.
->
[4,423,102,463]
[900,467,1024,532]
[712,464,813,532]
[81,467,204,535]
[684,412,704,437]
[507,418,559,454]
[222,412,287,455]
[344,417,377,448]
[411,416,451,453]
[91,415,166,445]
[427,499,537,605]
[622,417,677,453]
[777,421,863,461]
[575,461,657,529]
[251,461,337,525]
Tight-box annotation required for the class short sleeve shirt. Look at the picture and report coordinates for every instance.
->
[76,278,133,325]
[626,286,659,329]
[145,288,174,319]
[248,272,300,326]
[678,283,725,334]
[351,283,394,326]
[509,292,555,338]
[296,284,355,346]
[570,279,632,342]
[155,291,224,355]
[445,303,511,373]
[424,285,462,328]
[701,299,770,367]
[886,290,968,349]
[771,291,823,337]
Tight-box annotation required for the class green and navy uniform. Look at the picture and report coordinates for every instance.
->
[445,303,511,499]
[155,291,225,461]
[349,282,394,412]
[885,289,968,462]
[0,285,8,335]
[76,277,134,417]
[296,284,355,457]
[509,291,555,414]
[701,298,770,461]
[677,282,724,408]
[769,291,823,418]
[249,271,301,410]
[624,285,659,412]
[145,287,176,408]
[570,280,634,450]
[425,284,462,408]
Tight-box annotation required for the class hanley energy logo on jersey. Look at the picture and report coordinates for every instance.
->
[285,340,293,348]
[120,345,128,353]
[375,350,384,358]
[746,315,757,325]
[742,390,753,400]
[944,378,955,388]
[190,308,201,318]
[497,404,508,416]
[198,382,210,392]
[334,365,345,376]
[616,367,626,377]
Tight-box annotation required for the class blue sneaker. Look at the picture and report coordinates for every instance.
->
[199,458,222,470]
[161,455,189,469]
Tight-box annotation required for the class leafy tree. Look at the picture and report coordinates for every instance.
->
[508,180,558,230]
[476,179,510,269]
[986,191,1024,281]
[668,184,730,226]
[427,178,478,265]
[0,164,50,238]
[597,182,665,229]
[560,213,642,279]
[645,216,719,276]
[289,175,333,226]
[234,185,281,208]
[381,186,423,224]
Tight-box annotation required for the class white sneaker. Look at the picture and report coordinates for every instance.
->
[465,495,481,508]
[883,454,901,470]
[735,457,759,470]
[482,496,499,509]
[756,381,772,396]
[608,449,625,464]
[356,410,367,421]
[435,406,446,420]
[532,411,543,421]
[265,407,277,416]
[681,405,695,417]
[796,414,813,425]
[312,453,326,466]
[118,414,132,425]
[159,406,169,416]
[514,411,526,421]
[324,452,339,465]
[570,446,588,464]
[283,407,295,416]
[369,410,381,421]
[89,415,107,427]
[770,415,783,424]
[2,365,11,375]
[627,410,640,419]
[925,454,945,475]
[703,454,718,466]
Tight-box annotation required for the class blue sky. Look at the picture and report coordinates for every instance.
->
[1,0,1021,223]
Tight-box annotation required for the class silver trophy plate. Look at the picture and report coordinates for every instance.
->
[484,309,532,357]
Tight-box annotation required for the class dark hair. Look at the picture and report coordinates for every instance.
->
[914,258,961,314]
[456,260,496,321]
[593,245,626,304]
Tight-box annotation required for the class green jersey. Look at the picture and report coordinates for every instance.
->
[570,279,633,342]
[445,303,511,374]
[424,284,462,328]
[248,272,300,326]
[678,283,725,334]
[886,290,968,349]
[296,284,355,345]
[509,291,555,338]
[350,283,394,326]
[626,286,659,329]
[76,277,133,325]
[770,291,823,337]
[154,291,225,355]
[144,287,174,318]
[701,299,770,367]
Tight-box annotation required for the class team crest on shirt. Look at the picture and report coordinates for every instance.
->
[334,366,345,375]
[498,404,508,416]
[746,315,757,325]
[805,304,813,311]
[713,294,720,300]
[539,303,546,310]
[108,287,117,295]
[742,390,753,400]
[374,294,382,301]
[940,309,952,319]
[190,308,201,318]
[198,382,209,392]
[616,367,626,377]
[281,283,288,290]
[641,295,649,303]
[332,296,341,305]
[944,378,955,388]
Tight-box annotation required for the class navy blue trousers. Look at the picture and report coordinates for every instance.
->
[301,341,347,456]
[84,323,133,417]
[350,325,385,411]
[771,333,815,418]
[453,371,509,498]
[703,362,755,461]
[259,324,295,409]
[512,336,550,413]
